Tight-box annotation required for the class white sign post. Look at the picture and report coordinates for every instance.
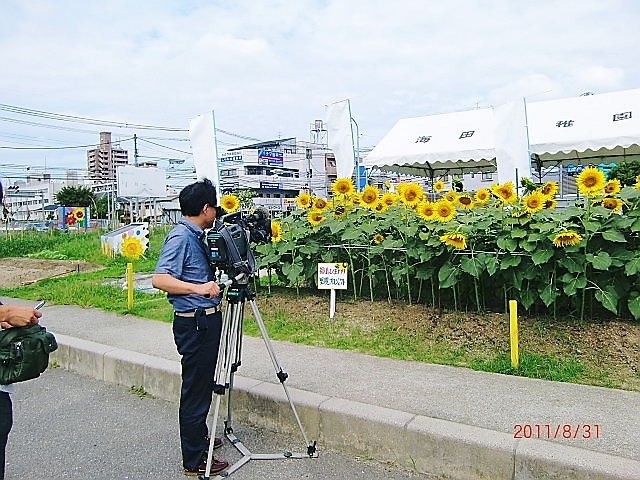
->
[317,263,348,319]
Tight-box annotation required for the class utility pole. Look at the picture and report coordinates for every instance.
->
[134,134,139,166]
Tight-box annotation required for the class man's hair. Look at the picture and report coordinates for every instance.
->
[179,179,218,216]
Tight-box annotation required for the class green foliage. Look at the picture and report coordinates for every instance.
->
[55,185,96,207]
[607,161,640,186]
[257,182,640,321]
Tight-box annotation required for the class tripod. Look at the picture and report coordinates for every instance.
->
[202,273,318,478]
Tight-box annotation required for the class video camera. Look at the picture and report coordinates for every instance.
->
[206,207,271,277]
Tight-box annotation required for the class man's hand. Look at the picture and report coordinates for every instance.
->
[193,281,221,298]
[0,306,42,328]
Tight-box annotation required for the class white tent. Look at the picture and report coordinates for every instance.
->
[529,89,640,166]
[364,88,640,179]
[362,108,496,178]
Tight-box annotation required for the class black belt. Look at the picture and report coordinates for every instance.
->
[174,306,219,317]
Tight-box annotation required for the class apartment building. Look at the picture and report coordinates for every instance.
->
[87,132,129,181]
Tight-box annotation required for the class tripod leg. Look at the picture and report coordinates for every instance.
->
[247,298,315,453]
[204,394,222,479]
[225,300,244,433]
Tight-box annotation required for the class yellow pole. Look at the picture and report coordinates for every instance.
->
[127,262,134,311]
[509,299,519,368]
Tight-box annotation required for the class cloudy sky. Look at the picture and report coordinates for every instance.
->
[1,0,638,182]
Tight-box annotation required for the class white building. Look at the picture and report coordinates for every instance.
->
[219,138,336,211]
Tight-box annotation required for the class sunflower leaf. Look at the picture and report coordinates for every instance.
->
[460,256,482,278]
[625,257,640,276]
[628,295,640,320]
[532,249,554,266]
[586,252,612,270]
[601,230,626,242]
[438,263,458,289]
[594,286,618,315]
[539,283,559,307]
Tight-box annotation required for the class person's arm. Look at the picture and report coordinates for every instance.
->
[0,305,42,328]
[152,273,220,298]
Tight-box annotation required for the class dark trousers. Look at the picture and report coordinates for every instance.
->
[0,392,12,480]
[172,311,222,470]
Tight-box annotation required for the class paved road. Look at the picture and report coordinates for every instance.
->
[6,368,428,479]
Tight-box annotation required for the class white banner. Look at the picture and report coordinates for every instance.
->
[189,112,221,198]
[495,99,531,184]
[325,100,355,180]
[117,166,167,197]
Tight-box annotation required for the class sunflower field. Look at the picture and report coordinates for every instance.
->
[253,169,640,321]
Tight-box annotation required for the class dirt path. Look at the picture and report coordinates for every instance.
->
[0,258,103,288]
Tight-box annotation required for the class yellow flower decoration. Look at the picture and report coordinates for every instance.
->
[332,178,355,197]
[439,232,467,249]
[400,182,424,206]
[308,210,326,227]
[433,180,447,192]
[271,221,283,242]
[456,194,475,210]
[576,167,605,196]
[416,201,436,221]
[73,208,86,221]
[601,197,623,213]
[522,191,546,214]
[361,185,380,207]
[540,181,559,197]
[121,236,145,260]
[373,233,384,244]
[475,188,491,203]
[634,175,640,190]
[603,179,621,195]
[552,230,583,248]
[313,197,328,211]
[491,182,517,203]
[297,193,312,209]
[220,194,240,213]
[434,200,456,222]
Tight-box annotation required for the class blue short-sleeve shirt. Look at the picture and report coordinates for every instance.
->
[155,218,220,312]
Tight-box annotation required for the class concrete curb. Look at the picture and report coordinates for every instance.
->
[50,335,640,480]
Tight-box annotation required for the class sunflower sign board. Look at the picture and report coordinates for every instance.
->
[318,262,348,319]
[57,206,89,229]
[100,223,150,260]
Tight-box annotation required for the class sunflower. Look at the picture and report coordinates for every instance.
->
[439,232,467,249]
[552,230,583,248]
[373,201,389,214]
[543,198,557,210]
[635,175,640,190]
[443,190,458,203]
[474,188,491,203]
[540,181,559,197]
[307,210,326,227]
[434,200,456,222]
[603,179,621,195]
[433,180,447,192]
[312,197,328,211]
[601,197,623,213]
[121,236,145,260]
[491,182,517,203]
[373,233,384,244]
[522,191,546,214]
[361,185,380,207]
[333,204,348,219]
[400,182,424,206]
[296,192,312,209]
[220,194,240,213]
[416,201,436,221]
[271,221,283,242]
[576,167,605,196]
[396,183,407,197]
[350,194,362,206]
[456,194,475,210]
[332,178,355,197]
[381,192,397,207]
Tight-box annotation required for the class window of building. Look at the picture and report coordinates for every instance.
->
[481,172,493,181]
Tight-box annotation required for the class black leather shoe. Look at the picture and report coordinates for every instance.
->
[205,435,223,450]
[183,457,229,476]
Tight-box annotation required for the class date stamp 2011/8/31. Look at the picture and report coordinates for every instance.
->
[514,424,601,440]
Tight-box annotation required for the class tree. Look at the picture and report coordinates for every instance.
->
[55,185,96,207]
[607,161,640,186]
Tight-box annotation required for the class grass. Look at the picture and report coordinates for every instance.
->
[0,229,638,391]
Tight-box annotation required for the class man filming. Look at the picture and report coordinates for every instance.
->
[152,179,228,476]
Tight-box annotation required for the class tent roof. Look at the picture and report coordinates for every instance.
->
[528,89,640,165]
[363,108,497,177]
[364,89,640,175]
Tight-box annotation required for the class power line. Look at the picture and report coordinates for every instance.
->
[0,137,134,150]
